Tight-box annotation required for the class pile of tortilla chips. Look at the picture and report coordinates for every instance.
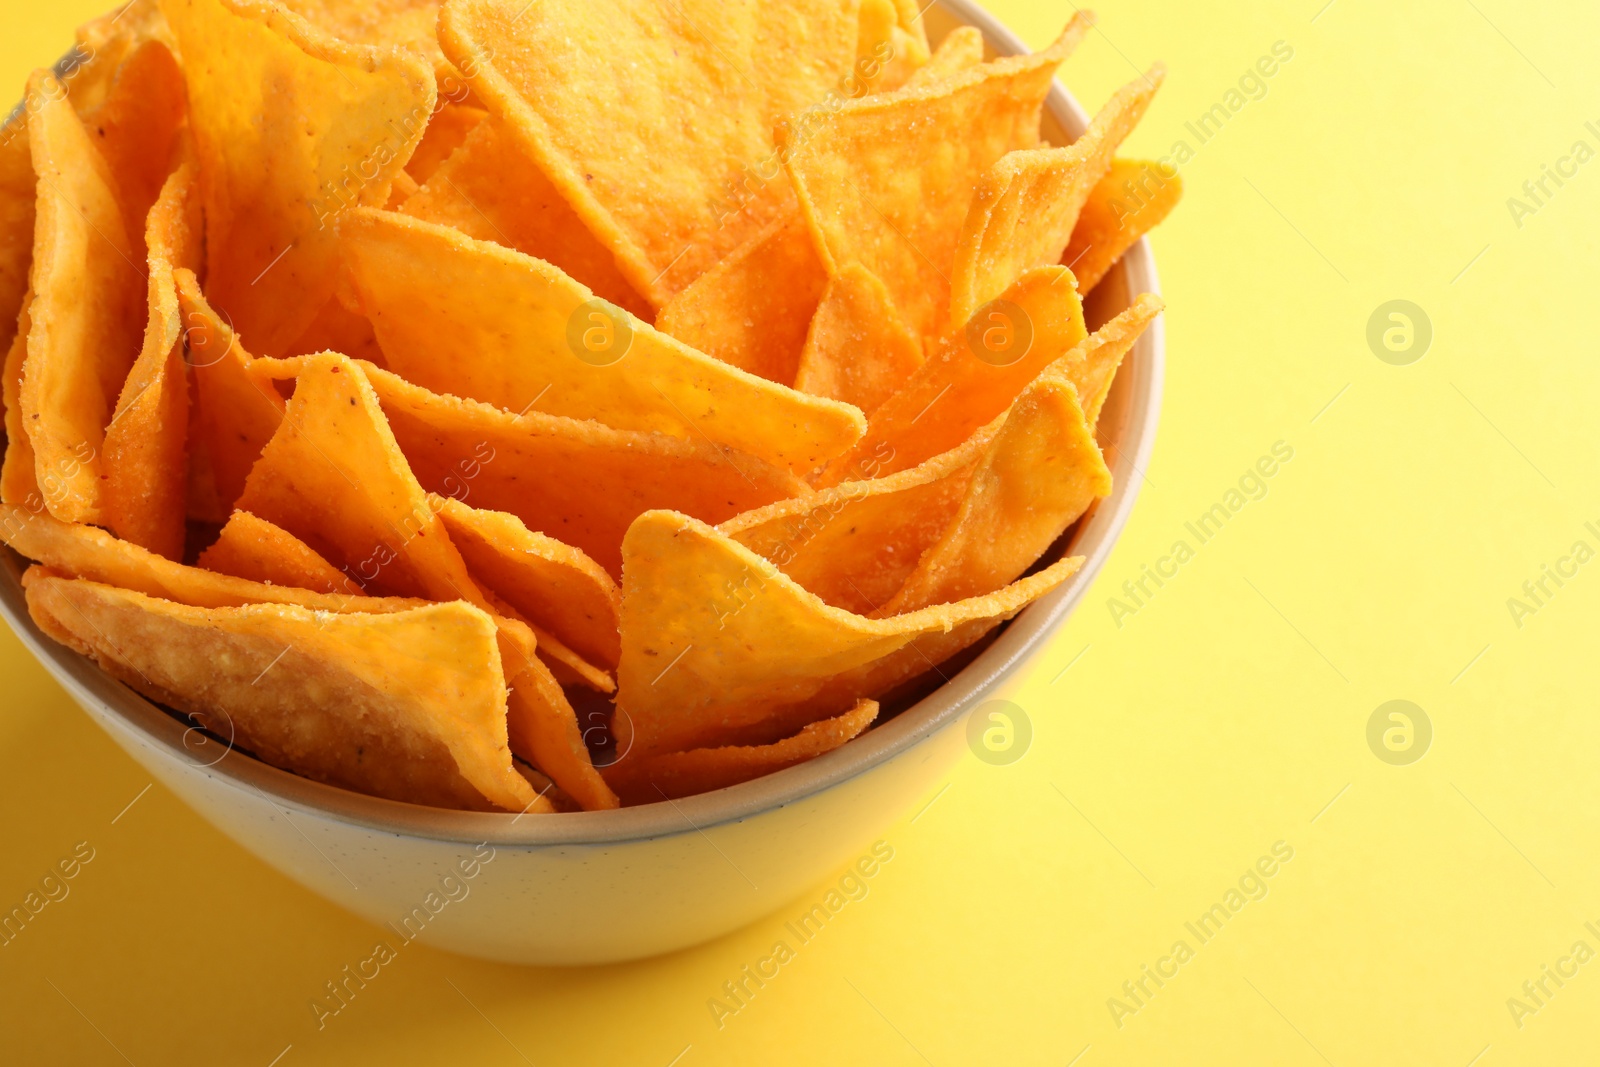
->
[0,0,1178,812]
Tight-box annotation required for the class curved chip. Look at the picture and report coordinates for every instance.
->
[438,0,861,305]
[25,570,544,813]
[404,102,485,184]
[1064,158,1184,294]
[339,209,865,475]
[904,26,985,90]
[1,295,39,506]
[198,510,352,593]
[615,509,1083,757]
[605,699,878,805]
[794,262,924,415]
[161,0,436,354]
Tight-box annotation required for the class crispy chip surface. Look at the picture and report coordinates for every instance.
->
[439,0,862,305]
[819,265,1086,485]
[948,68,1164,328]
[1065,158,1183,293]
[905,25,985,89]
[79,40,187,253]
[25,570,542,812]
[781,17,1090,342]
[654,213,826,385]
[198,509,352,593]
[794,262,924,415]
[341,209,865,475]
[615,510,1083,756]
[399,120,650,318]
[1,296,39,506]
[0,128,33,359]
[161,0,435,354]
[22,70,144,525]
[102,158,199,560]
[605,699,878,804]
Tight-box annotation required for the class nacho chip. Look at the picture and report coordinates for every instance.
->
[614,510,1084,756]
[80,40,187,253]
[174,269,287,511]
[654,213,826,385]
[283,293,386,363]
[889,0,931,58]
[905,25,985,89]
[234,352,617,808]
[0,129,32,358]
[433,496,621,669]
[857,0,916,93]
[335,358,806,576]
[404,101,485,184]
[794,262,924,415]
[25,570,542,812]
[605,698,878,804]
[161,0,436,354]
[719,421,997,614]
[340,209,865,475]
[818,265,1087,486]
[22,69,145,525]
[399,119,651,318]
[948,67,1164,328]
[276,0,455,83]
[438,0,861,304]
[780,16,1091,342]
[1,296,40,506]
[102,158,200,560]
[198,509,351,593]
[1065,292,1163,431]
[1065,158,1183,293]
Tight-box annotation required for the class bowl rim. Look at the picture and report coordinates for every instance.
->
[0,0,1164,847]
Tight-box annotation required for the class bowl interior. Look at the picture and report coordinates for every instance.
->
[0,0,1162,845]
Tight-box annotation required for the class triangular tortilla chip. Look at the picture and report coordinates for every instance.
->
[198,509,352,593]
[404,102,485,184]
[720,421,998,614]
[339,209,865,475]
[234,352,617,808]
[102,157,200,560]
[2,295,40,506]
[22,69,145,525]
[399,118,651,318]
[174,269,287,511]
[438,0,862,305]
[161,0,436,354]
[819,265,1087,486]
[655,213,826,385]
[324,357,805,577]
[1065,158,1183,294]
[905,26,985,90]
[948,67,1164,328]
[614,510,1083,757]
[25,569,542,812]
[605,699,878,804]
[794,262,924,415]
[779,16,1091,342]
[433,496,621,669]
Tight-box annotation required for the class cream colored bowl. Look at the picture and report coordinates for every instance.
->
[0,0,1164,965]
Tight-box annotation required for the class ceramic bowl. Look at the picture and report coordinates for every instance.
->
[0,0,1163,965]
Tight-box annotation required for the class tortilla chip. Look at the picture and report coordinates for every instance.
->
[234,352,617,808]
[276,0,456,84]
[404,101,485,184]
[948,68,1164,328]
[1065,158,1183,293]
[606,698,878,804]
[399,118,651,318]
[794,262,924,415]
[80,40,187,253]
[779,16,1091,342]
[22,70,145,525]
[0,128,33,358]
[818,265,1086,486]
[340,209,865,475]
[719,421,997,614]
[438,0,861,305]
[889,0,931,58]
[161,0,436,354]
[174,269,287,511]
[614,510,1084,756]
[283,293,386,363]
[905,26,985,89]
[433,496,621,669]
[25,569,543,812]
[73,0,178,103]
[857,0,914,93]
[2,296,40,506]
[328,357,806,577]
[198,509,351,592]
[1064,292,1163,431]
[102,158,200,560]
[654,213,826,385]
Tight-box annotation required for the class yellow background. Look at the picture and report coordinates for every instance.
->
[3,0,1599,1063]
